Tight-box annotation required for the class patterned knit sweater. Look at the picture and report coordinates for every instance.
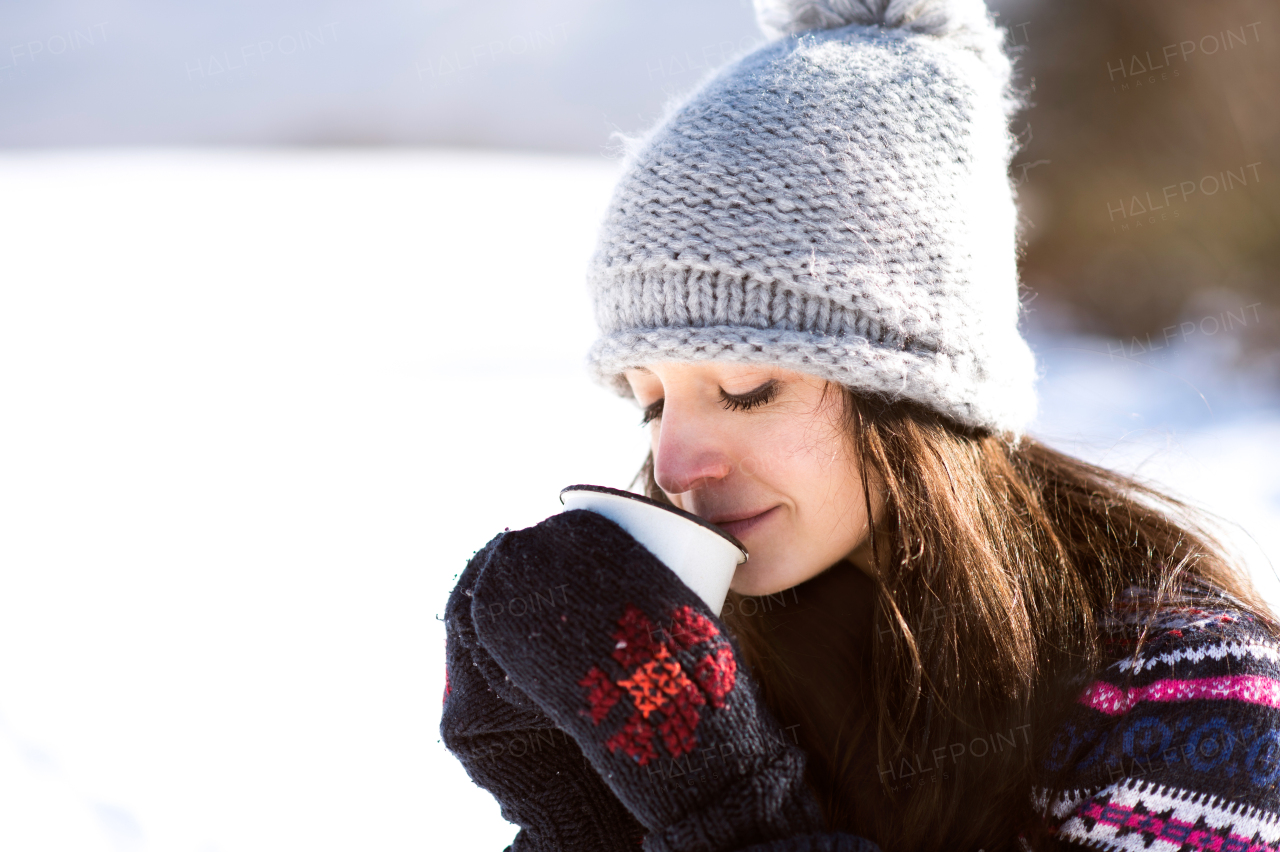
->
[1025,584,1280,852]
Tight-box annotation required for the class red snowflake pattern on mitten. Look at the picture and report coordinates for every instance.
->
[611,604,664,668]
[694,646,737,709]
[669,605,720,651]
[605,711,659,765]
[579,665,623,724]
[657,681,705,757]
[580,602,738,766]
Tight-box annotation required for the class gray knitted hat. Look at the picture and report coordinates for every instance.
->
[583,0,1039,438]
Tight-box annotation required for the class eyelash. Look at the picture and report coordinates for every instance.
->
[639,381,780,427]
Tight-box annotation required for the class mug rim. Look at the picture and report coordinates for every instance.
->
[559,483,748,558]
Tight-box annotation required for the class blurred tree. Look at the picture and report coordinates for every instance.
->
[1010,0,1278,360]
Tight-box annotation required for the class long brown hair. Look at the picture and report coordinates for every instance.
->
[631,382,1279,852]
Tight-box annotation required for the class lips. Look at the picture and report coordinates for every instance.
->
[706,508,775,525]
[707,506,779,538]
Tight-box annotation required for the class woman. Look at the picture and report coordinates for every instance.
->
[441,1,1280,850]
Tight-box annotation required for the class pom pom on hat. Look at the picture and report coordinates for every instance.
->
[754,0,994,38]
[753,0,1014,83]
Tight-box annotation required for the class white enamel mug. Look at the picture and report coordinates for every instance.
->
[559,484,748,616]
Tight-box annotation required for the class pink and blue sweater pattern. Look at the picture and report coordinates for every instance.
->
[1034,586,1280,852]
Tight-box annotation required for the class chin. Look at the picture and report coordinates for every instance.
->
[728,564,797,598]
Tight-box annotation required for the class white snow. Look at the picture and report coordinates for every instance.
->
[0,149,1275,851]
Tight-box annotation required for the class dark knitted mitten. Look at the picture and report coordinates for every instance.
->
[470,509,830,852]
[441,531,647,851]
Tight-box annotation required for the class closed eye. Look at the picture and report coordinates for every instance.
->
[639,379,781,427]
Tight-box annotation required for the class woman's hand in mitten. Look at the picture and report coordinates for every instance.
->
[441,531,647,851]
[470,509,827,852]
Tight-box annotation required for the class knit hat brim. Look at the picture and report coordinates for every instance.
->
[585,325,1038,438]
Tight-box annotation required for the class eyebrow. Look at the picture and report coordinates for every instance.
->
[631,366,653,374]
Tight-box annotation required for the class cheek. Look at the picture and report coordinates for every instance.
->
[735,430,794,482]
[749,433,844,495]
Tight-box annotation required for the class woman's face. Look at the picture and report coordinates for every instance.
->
[623,360,883,596]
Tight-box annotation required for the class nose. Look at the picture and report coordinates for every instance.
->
[652,409,736,497]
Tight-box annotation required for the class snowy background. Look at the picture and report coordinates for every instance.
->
[1,0,1278,850]
[0,0,770,150]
